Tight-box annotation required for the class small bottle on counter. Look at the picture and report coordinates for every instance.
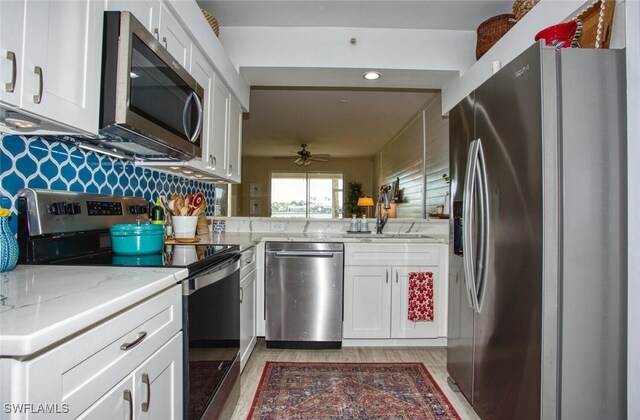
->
[350,214,360,232]
[150,198,164,225]
[360,215,369,232]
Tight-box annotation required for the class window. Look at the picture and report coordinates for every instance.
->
[271,172,343,218]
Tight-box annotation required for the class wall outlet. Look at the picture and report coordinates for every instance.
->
[271,222,285,231]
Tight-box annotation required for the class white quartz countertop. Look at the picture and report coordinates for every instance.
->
[0,265,188,357]
[196,231,448,248]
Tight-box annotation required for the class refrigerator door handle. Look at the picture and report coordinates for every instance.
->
[462,139,480,311]
[475,139,490,313]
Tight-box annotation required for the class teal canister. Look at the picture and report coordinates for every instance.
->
[0,214,19,272]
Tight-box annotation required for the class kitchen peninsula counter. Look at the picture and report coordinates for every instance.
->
[0,265,188,357]
[196,231,448,249]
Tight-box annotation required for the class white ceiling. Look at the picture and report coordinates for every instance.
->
[200,0,513,31]
[199,0,512,159]
[243,88,435,158]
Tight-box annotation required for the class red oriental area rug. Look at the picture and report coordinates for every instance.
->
[247,362,461,419]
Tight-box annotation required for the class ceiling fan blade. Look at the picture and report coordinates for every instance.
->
[310,154,331,158]
[294,157,304,164]
[273,156,297,159]
[308,157,328,162]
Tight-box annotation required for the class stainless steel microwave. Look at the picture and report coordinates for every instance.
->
[98,11,203,161]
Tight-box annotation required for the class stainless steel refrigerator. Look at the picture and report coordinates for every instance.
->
[447,42,626,420]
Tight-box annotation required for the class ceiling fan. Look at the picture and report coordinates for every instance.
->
[276,144,330,166]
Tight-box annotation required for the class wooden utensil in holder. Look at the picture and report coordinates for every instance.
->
[196,213,209,235]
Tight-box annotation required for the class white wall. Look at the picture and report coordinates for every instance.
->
[220,26,475,71]
[626,0,639,416]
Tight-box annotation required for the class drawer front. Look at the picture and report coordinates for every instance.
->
[345,243,440,266]
[240,247,256,278]
[12,285,182,419]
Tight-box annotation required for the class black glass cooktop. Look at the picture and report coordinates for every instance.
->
[48,244,239,274]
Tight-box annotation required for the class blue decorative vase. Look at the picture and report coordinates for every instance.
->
[0,217,19,272]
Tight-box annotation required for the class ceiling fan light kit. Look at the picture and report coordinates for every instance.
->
[285,144,330,166]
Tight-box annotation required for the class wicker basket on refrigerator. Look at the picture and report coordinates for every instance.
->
[475,14,517,59]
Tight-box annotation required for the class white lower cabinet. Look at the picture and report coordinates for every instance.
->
[79,332,182,420]
[239,248,257,371]
[343,266,391,338]
[77,375,135,420]
[0,285,183,419]
[343,243,447,341]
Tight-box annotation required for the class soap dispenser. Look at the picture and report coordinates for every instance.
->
[360,214,369,232]
[350,214,360,232]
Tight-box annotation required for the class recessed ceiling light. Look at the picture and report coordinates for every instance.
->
[363,71,381,81]
[182,170,193,174]
[338,99,348,104]
[169,166,180,170]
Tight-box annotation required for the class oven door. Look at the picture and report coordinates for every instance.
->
[182,254,241,420]
[101,11,203,160]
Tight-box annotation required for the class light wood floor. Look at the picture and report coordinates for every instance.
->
[230,339,480,419]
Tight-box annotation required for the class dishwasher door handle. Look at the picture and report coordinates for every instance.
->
[273,252,336,258]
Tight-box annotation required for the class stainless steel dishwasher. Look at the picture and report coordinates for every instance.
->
[265,242,344,349]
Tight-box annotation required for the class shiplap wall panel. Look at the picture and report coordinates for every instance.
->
[375,93,450,218]
[379,111,425,218]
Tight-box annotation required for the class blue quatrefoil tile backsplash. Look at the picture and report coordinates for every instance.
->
[0,134,222,234]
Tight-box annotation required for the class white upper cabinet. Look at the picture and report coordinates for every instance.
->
[0,0,24,107]
[106,0,190,68]
[227,96,243,183]
[158,4,191,68]
[3,0,105,134]
[210,76,230,178]
[189,47,214,168]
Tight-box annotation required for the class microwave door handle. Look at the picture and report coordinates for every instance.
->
[189,92,203,143]
[182,92,203,144]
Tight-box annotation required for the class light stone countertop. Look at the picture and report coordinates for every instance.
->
[0,265,188,357]
[196,231,448,249]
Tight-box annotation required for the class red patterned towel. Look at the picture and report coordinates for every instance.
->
[408,272,434,321]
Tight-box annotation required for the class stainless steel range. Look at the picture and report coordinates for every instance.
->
[17,188,241,420]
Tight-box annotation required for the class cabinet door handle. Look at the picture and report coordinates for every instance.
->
[153,27,160,40]
[227,164,233,177]
[240,286,244,303]
[212,156,217,170]
[120,331,147,350]
[123,389,133,420]
[141,373,151,412]
[162,36,168,49]
[33,66,43,104]
[207,154,214,169]
[396,271,399,283]
[5,51,16,93]
[386,270,389,283]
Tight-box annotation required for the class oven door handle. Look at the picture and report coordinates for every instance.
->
[183,255,240,295]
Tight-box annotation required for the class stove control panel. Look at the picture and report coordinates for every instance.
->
[87,201,123,216]
[17,188,150,236]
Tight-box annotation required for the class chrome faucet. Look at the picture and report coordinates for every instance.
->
[376,185,392,234]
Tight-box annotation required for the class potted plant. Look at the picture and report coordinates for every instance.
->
[344,181,364,217]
